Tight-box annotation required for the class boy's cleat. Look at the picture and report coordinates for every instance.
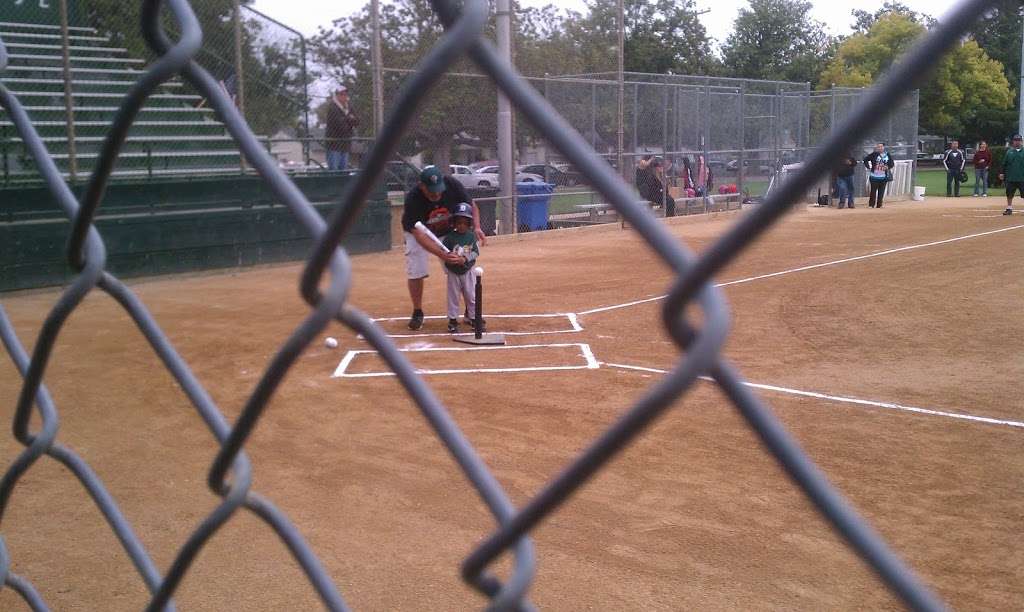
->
[1004,208,1014,216]
[408,310,425,330]
[447,318,458,333]
[468,318,487,333]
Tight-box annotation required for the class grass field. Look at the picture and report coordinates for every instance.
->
[916,167,1005,198]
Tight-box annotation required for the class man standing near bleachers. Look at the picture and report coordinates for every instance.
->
[325,86,359,171]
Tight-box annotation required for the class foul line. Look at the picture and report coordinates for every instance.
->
[602,362,1024,430]
[578,224,1024,315]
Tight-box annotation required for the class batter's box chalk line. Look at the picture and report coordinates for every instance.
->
[602,362,1024,430]
[366,312,583,339]
[333,342,600,378]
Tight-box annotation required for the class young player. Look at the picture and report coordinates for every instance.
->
[442,204,481,333]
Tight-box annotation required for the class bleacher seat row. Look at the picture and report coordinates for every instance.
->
[0,20,244,183]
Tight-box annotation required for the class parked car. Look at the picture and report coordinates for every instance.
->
[725,159,773,174]
[518,163,580,186]
[469,166,546,187]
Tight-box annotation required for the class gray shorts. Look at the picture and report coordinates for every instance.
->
[404,232,430,279]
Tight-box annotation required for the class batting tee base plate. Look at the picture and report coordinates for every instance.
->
[453,333,507,346]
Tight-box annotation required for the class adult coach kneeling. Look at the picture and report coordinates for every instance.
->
[401,166,486,330]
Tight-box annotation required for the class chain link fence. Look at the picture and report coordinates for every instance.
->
[0,0,991,609]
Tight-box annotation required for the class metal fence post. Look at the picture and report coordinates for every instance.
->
[371,0,384,136]
[58,0,78,183]
[632,82,638,155]
[662,76,669,157]
[830,84,836,141]
[497,0,515,234]
[911,89,920,189]
[616,0,625,182]
[233,0,247,173]
[738,82,745,196]
[702,83,710,176]
[300,35,311,166]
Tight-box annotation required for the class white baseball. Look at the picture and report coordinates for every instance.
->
[324,337,339,349]
[474,266,484,277]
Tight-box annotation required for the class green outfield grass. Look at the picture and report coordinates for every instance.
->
[915,168,1005,198]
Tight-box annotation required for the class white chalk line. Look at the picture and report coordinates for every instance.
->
[578,224,1024,315]
[602,362,1024,430]
[366,312,584,339]
[334,342,600,378]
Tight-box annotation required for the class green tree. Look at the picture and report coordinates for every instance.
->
[820,13,1012,139]
[969,1,1023,105]
[559,0,716,76]
[720,0,835,84]
[850,1,934,34]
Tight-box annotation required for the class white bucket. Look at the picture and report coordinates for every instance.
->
[912,186,926,201]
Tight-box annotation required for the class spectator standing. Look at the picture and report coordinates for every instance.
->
[943,140,966,197]
[835,151,857,209]
[695,155,714,196]
[972,141,992,197]
[325,86,359,171]
[863,143,895,208]
[998,134,1024,216]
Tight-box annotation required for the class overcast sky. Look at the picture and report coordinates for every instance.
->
[252,0,959,46]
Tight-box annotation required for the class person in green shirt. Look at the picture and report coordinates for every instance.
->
[999,134,1024,215]
[442,203,482,333]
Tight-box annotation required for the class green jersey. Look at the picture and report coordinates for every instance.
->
[442,229,479,275]
[1003,147,1024,182]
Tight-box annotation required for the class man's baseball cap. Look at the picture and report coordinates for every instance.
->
[1013,134,1022,140]
[419,167,446,193]
[335,85,348,94]
[453,202,473,219]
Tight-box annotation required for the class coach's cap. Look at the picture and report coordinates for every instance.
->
[453,202,473,219]
[419,167,446,193]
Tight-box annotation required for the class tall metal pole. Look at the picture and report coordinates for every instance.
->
[300,35,311,166]
[617,0,625,181]
[233,0,247,173]
[58,0,77,183]
[1019,15,1024,136]
[496,0,515,234]
[738,82,745,196]
[371,0,384,134]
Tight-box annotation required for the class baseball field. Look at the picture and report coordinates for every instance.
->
[1,195,1022,610]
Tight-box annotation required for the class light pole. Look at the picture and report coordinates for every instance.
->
[497,0,515,234]
[1018,14,1023,135]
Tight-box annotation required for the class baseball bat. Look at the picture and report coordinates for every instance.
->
[413,221,450,253]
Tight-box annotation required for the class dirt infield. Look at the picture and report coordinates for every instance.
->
[2,196,1022,611]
